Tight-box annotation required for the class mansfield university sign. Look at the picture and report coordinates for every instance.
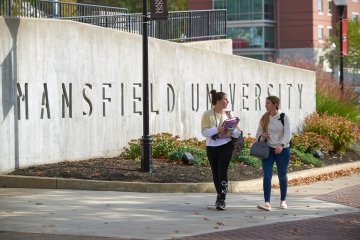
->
[15,82,304,120]
[0,17,315,173]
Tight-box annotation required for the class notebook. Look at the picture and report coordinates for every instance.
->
[219,117,240,138]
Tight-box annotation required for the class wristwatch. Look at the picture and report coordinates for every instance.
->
[281,143,285,147]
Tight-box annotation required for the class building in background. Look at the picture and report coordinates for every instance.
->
[188,0,360,63]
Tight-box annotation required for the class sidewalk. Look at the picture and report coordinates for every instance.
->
[0,173,359,240]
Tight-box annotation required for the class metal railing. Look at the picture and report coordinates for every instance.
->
[0,0,226,42]
[63,10,227,42]
[0,0,128,18]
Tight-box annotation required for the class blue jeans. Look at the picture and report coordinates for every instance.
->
[261,147,291,203]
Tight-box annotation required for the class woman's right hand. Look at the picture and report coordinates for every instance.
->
[262,132,270,140]
[217,126,225,134]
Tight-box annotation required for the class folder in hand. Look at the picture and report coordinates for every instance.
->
[219,117,240,138]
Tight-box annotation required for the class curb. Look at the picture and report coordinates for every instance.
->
[1,161,359,193]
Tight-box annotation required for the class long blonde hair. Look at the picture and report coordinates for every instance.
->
[260,96,280,132]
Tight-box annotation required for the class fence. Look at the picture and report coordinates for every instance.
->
[0,0,226,42]
[63,10,227,42]
[0,0,128,18]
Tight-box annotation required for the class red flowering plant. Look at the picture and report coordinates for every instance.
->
[303,113,358,153]
[291,132,333,153]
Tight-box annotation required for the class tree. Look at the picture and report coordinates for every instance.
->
[323,19,360,75]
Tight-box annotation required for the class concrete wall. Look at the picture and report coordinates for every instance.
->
[0,17,316,173]
[182,39,233,55]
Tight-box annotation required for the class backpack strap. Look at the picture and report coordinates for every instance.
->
[279,113,285,126]
[279,112,292,147]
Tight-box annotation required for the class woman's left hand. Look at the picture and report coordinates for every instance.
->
[275,146,283,154]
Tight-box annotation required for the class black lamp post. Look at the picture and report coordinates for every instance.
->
[141,0,152,173]
[334,0,348,93]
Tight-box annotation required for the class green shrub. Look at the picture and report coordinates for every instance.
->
[317,93,360,123]
[234,149,262,168]
[180,137,206,149]
[291,132,333,153]
[121,139,141,160]
[291,148,323,167]
[152,133,179,159]
[303,113,358,153]
[122,133,180,159]
[168,146,207,166]
[244,135,256,148]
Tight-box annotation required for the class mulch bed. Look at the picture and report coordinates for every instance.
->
[8,149,360,183]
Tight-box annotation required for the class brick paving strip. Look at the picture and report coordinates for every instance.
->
[314,184,360,208]
[0,231,135,240]
[174,185,360,240]
[174,212,360,240]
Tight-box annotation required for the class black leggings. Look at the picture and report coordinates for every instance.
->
[206,141,233,199]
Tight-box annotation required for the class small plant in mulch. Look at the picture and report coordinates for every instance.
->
[121,133,208,166]
[290,148,323,167]
[233,148,261,169]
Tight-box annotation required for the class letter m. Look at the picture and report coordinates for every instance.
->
[16,83,28,120]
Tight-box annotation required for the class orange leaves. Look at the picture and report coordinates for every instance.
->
[303,113,358,153]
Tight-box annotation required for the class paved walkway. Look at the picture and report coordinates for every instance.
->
[0,173,359,240]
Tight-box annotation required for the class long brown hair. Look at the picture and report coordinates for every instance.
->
[260,96,280,132]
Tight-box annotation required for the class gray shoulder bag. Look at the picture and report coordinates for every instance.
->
[250,136,269,159]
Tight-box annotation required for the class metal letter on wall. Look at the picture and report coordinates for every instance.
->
[287,84,292,110]
[167,84,175,112]
[255,84,261,111]
[268,84,273,96]
[191,84,199,112]
[150,83,159,114]
[229,84,235,111]
[16,83,28,120]
[133,83,142,115]
[150,0,168,20]
[83,83,93,116]
[41,83,51,119]
[206,84,214,110]
[102,83,111,117]
[62,83,72,118]
[298,84,303,109]
[242,84,249,111]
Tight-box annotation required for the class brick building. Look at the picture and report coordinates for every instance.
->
[188,0,360,62]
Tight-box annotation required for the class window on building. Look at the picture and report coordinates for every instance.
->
[328,27,333,37]
[352,13,359,20]
[229,27,252,48]
[328,0,332,15]
[228,26,274,49]
[264,26,274,48]
[214,0,226,9]
[264,0,274,19]
[216,0,273,21]
[318,26,324,41]
[238,0,250,20]
[253,0,263,20]
[318,0,323,13]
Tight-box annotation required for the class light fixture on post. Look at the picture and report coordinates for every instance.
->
[333,0,348,93]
